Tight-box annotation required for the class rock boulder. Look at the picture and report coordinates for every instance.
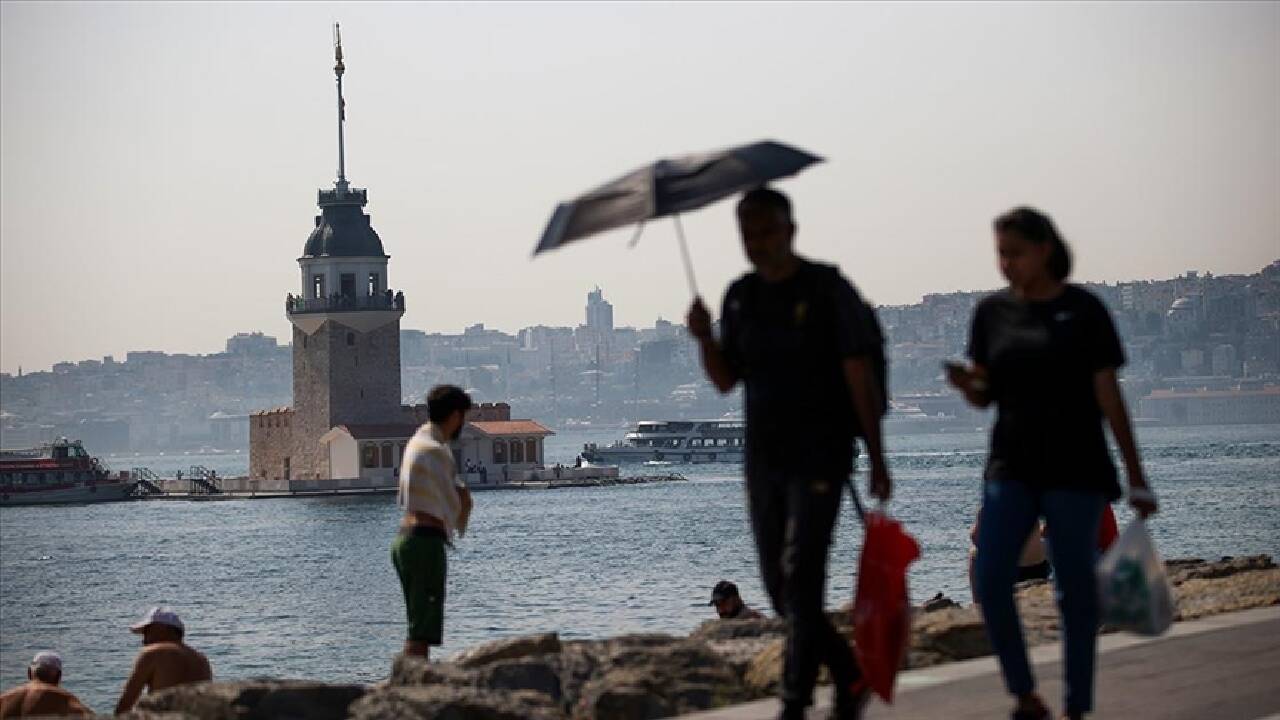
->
[349,686,563,720]
[135,680,366,720]
[451,633,563,669]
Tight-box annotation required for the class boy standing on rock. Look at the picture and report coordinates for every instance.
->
[688,186,892,720]
[394,385,475,658]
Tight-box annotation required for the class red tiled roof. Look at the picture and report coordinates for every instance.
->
[335,423,419,440]
[467,420,554,437]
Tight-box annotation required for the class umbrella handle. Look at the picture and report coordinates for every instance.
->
[672,214,700,298]
[628,221,646,248]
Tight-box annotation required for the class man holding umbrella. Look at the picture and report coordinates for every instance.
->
[687,186,892,720]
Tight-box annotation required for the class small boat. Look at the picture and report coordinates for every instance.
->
[0,438,137,507]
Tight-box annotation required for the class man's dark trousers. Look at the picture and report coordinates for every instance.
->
[747,463,862,708]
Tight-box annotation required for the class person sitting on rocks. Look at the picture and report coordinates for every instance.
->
[709,580,765,620]
[115,607,212,714]
[0,652,92,718]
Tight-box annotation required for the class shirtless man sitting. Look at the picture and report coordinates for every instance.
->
[0,652,91,718]
[115,606,212,714]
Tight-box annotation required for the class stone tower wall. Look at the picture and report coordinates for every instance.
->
[323,320,402,426]
[248,409,299,487]
[291,324,334,480]
[282,317,403,479]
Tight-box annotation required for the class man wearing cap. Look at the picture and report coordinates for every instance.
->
[393,385,475,658]
[0,652,92,718]
[115,606,212,714]
[709,581,765,620]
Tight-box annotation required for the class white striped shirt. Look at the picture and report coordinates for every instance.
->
[398,423,467,539]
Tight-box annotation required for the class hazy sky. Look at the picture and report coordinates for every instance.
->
[2,2,1277,374]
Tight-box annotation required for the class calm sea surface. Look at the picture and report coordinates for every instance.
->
[2,424,1277,711]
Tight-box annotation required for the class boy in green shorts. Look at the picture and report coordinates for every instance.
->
[392,385,474,657]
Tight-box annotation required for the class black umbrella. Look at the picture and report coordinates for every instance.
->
[533,140,823,295]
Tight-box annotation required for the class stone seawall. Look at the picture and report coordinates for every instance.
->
[108,555,1277,720]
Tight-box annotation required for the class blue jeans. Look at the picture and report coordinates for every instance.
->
[975,480,1104,715]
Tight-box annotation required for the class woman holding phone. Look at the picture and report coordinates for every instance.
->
[947,207,1157,720]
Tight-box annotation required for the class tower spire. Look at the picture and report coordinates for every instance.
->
[333,23,348,193]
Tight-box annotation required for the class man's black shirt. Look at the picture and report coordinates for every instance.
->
[720,259,879,476]
[967,285,1126,499]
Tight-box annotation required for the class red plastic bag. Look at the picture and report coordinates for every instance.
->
[851,510,921,703]
[1097,503,1119,552]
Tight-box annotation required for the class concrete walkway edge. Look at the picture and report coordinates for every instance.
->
[679,605,1280,719]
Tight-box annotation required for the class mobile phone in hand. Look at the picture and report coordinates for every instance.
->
[943,361,969,388]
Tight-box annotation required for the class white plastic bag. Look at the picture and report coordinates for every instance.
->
[1096,518,1174,636]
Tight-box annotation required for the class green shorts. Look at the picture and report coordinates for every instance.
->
[390,529,448,645]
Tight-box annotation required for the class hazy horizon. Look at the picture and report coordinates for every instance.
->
[2,2,1277,374]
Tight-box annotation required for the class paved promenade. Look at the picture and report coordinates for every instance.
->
[683,605,1280,720]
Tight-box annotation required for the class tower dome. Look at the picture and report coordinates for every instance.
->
[303,189,387,258]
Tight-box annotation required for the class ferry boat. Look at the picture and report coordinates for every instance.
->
[0,438,137,506]
[582,420,745,463]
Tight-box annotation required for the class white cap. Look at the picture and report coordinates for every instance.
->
[30,651,62,672]
[129,606,184,634]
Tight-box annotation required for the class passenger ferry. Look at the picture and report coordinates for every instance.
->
[0,438,137,506]
[582,420,745,463]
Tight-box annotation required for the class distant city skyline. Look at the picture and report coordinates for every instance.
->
[5,259,1273,377]
[2,2,1277,374]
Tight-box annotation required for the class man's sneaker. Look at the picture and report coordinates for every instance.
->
[777,701,807,720]
[832,679,871,720]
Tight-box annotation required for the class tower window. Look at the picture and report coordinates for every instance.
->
[346,332,355,346]
[368,272,380,297]
[312,274,325,299]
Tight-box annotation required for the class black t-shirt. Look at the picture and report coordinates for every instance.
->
[967,285,1125,499]
[720,259,878,476]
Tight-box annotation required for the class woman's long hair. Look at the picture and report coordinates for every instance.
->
[994,207,1073,282]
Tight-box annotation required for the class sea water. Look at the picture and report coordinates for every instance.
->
[1,424,1276,711]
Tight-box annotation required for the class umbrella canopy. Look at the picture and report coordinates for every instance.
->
[533,140,823,256]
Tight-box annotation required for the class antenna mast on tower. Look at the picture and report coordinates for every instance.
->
[333,23,348,193]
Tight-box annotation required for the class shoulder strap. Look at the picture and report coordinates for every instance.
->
[846,476,867,525]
